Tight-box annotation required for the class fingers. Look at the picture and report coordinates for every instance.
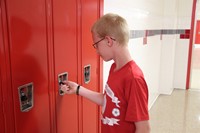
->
[62,80,73,86]
[60,83,75,94]
[60,80,77,95]
[61,80,67,85]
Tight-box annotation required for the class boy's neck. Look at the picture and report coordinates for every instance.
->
[113,46,132,71]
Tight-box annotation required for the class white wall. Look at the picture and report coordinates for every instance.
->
[104,0,193,109]
[173,0,193,89]
[159,0,178,94]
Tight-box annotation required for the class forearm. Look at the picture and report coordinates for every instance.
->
[135,120,150,133]
[79,86,104,106]
[135,129,150,133]
[60,81,104,106]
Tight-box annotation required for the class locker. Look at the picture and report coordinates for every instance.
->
[52,0,102,132]
[5,0,52,132]
[81,0,101,132]
[0,1,16,132]
[1,0,103,132]
[52,0,79,132]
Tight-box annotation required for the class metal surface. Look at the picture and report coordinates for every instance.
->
[52,0,79,132]
[81,0,101,132]
[0,69,5,133]
[0,5,4,132]
[1,0,103,132]
[5,0,51,132]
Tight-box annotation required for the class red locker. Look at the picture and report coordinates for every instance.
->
[4,0,52,132]
[0,1,15,132]
[1,0,103,132]
[52,0,79,132]
[81,0,101,132]
[52,0,102,133]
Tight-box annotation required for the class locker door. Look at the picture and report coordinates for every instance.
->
[5,0,51,132]
[0,1,15,132]
[81,0,100,132]
[52,0,79,133]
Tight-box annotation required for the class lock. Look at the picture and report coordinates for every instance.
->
[58,72,68,95]
[18,83,34,112]
[84,65,91,84]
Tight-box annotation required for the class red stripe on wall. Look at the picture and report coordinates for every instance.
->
[186,0,197,89]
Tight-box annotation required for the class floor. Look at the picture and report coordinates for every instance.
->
[149,89,200,133]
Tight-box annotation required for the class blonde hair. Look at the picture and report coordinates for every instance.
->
[91,13,130,45]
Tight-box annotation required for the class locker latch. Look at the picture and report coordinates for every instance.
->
[18,83,34,112]
[58,72,68,95]
[84,65,91,84]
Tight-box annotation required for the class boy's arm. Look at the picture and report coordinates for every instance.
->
[135,120,150,133]
[79,85,104,106]
[61,80,104,106]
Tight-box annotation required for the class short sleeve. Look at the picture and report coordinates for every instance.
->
[125,77,149,122]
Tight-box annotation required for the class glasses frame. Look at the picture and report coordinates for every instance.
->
[92,37,116,49]
[92,38,105,49]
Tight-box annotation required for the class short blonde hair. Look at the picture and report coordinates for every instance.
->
[91,13,130,45]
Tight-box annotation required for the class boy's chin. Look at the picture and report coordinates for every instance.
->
[102,58,112,62]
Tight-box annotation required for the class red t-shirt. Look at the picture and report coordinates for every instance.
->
[101,60,149,133]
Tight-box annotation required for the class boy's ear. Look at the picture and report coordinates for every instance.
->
[105,36,114,47]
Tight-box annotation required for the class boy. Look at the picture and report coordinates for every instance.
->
[61,13,150,133]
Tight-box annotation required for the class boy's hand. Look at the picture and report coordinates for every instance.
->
[60,81,78,95]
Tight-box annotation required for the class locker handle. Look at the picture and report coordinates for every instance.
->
[58,72,68,95]
[84,65,91,84]
[18,83,34,112]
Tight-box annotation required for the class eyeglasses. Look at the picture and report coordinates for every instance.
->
[92,37,116,49]
[92,38,105,49]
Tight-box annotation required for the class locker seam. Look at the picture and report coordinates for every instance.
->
[77,0,83,132]
[0,67,6,133]
[1,0,16,132]
[0,2,7,132]
[45,0,56,133]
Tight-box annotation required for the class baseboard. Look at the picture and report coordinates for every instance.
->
[149,94,160,110]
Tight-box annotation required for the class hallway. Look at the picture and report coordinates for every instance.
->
[150,89,200,133]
